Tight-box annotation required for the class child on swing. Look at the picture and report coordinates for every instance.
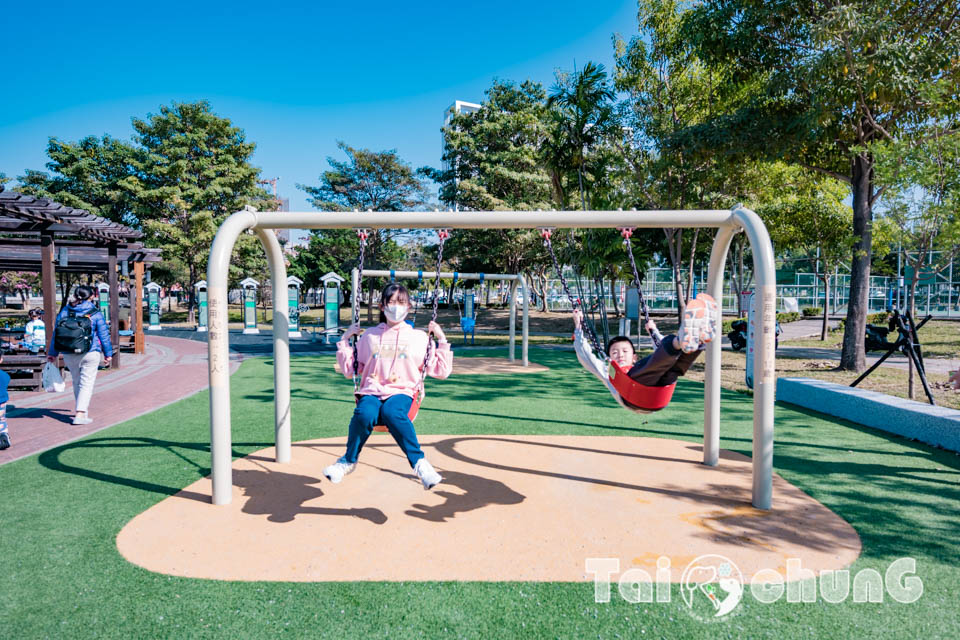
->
[573,293,719,409]
[325,282,453,489]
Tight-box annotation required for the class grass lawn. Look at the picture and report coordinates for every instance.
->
[781,320,960,359]
[1,347,959,638]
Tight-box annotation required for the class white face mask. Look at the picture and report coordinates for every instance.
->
[384,304,408,323]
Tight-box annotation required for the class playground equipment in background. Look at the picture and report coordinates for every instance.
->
[357,268,530,362]
[205,206,778,509]
[454,274,483,345]
[853,308,936,405]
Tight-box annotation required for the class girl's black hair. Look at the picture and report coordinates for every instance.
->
[72,285,96,305]
[378,282,410,324]
[606,335,635,356]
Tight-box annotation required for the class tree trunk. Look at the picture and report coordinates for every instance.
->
[839,153,874,371]
[610,276,620,317]
[664,228,685,323]
[367,282,375,323]
[686,229,699,303]
[821,273,830,340]
[187,267,197,324]
[907,277,919,400]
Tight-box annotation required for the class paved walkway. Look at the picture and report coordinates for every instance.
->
[0,336,242,466]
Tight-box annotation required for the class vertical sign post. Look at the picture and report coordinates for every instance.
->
[286,275,303,338]
[96,282,111,324]
[145,282,162,330]
[320,272,345,344]
[195,280,208,332]
[240,278,260,335]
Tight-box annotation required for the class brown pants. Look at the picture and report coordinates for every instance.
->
[627,334,702,387]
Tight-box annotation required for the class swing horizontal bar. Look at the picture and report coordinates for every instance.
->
[362,269,521,281]
[244,210,734,230]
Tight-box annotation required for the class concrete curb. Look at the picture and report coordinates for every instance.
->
[777,377,960,453]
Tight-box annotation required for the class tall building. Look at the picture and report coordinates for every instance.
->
[442,100,481,210]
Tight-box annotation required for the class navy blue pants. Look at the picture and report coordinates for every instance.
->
[343,394,425,468]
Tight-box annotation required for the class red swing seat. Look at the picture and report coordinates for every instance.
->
[356,391,422,433]
[608,361,676,411]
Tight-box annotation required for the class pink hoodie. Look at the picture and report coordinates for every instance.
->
[337,322,453,399]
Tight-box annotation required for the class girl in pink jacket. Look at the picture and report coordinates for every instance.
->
[325,283,453,489]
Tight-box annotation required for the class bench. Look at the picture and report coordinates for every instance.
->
[777,377,960,453]
[1,354,56,392]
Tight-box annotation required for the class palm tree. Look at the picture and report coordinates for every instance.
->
[546,61,617,212]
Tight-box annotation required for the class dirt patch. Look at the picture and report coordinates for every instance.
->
[117,435,860,582]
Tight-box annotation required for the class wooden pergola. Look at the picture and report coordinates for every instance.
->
[0,189,163,367]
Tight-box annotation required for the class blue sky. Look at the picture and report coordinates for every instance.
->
[0,0,638,224]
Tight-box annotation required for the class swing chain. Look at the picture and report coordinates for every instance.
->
[540,228,607,359]
[351,229,371,387]
[618,227,660,348]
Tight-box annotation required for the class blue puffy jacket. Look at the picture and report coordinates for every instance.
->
[48,300,114,358]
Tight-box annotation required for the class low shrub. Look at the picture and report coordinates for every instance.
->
[777,311,802,324]
[802,307,823,318]
[722,317,747,333]
[867,311,891,325]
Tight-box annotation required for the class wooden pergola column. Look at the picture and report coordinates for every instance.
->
[40,231,56,347]
[108,243,120,368]
[134,261,145,354]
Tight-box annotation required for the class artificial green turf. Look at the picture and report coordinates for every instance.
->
[1,347,958,639]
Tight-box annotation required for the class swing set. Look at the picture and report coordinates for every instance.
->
[205,206,777,509]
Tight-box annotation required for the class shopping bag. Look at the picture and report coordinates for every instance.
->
[42,362,65,393]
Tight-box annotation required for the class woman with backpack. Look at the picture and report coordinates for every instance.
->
[46,285,113,426]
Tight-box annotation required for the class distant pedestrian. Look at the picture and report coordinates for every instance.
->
[24,308,46,353]
[47,285,113,426]
[0,353,10,449]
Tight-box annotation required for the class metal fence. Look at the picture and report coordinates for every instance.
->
[536,268,960,317]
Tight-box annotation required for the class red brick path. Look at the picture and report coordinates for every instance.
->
[0,336,242,466]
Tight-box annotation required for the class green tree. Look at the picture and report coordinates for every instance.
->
[287,230,358,295]
[17,136,139,225]
[614,0,746,321]
[545,61,618,211]
[297,142,426,321]
[124,101,266,323]
[873,100,960,397]
[757,164,854,339]
[679,0,960,370]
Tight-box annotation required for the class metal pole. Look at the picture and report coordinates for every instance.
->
[508,279,517,362]
[255,227,291,464]
[519,273,529,367]
[704,225,736,469]
[732,206,776,510]
[207,209,257,505]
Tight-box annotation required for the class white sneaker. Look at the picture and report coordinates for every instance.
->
[414,458,442,490]
[323,457,356,484]
[677,294,718,353]
[72,416,93,425]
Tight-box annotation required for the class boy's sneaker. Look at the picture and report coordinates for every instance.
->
[323,457,356,484]
[677,294,717,353]
[0,432,10,450]
[414,458,442,490]
[696,293,719,345]
[72,416,93,426]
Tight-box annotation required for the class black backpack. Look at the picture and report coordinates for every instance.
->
[54,309,95,355]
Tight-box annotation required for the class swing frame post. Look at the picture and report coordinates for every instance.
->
[206,207,776,509]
